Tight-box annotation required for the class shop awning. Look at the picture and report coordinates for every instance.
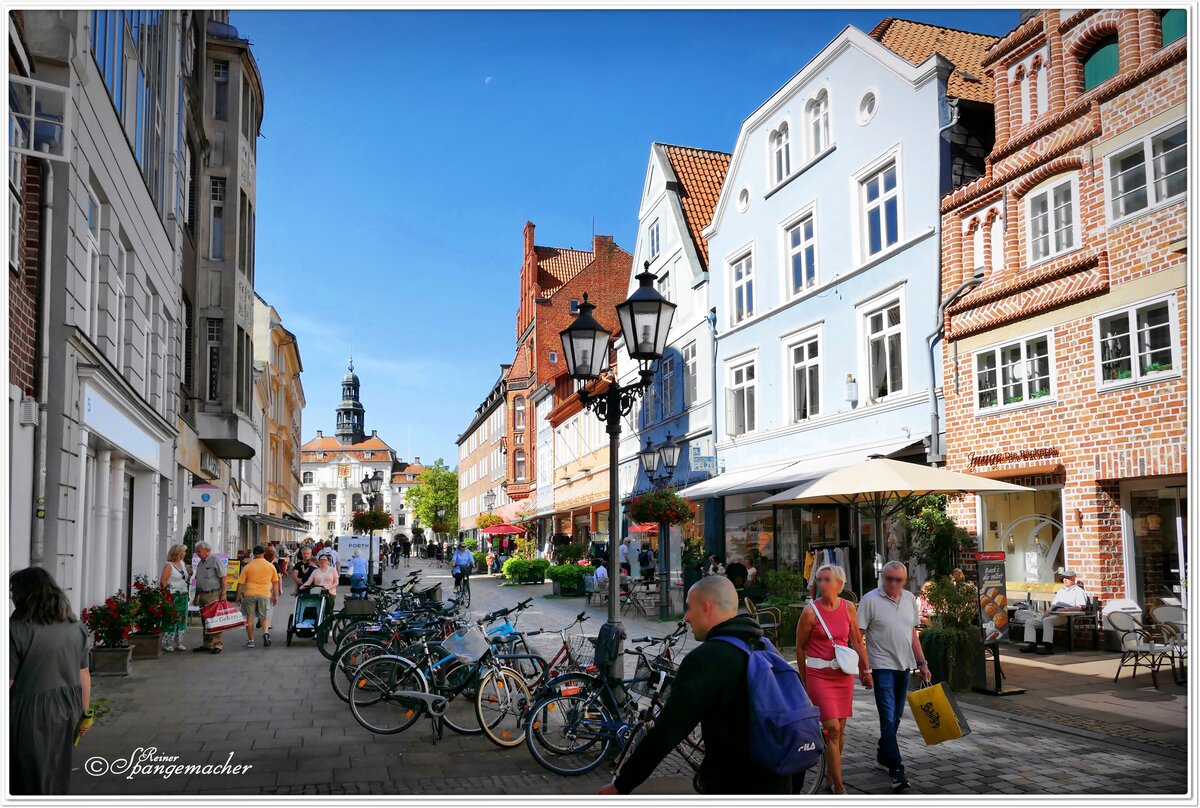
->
[244,512,310,532]
[629,523,658,533]
[677,435,929,501]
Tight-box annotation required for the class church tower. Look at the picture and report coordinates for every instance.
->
[335,357,366,445]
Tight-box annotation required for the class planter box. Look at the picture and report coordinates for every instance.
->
[90,645,133,677]
[552,581,585,597]
[129,633,163,660]
[505,573,546,585]
[682,566,702,594]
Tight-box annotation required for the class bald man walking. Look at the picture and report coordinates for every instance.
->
[600,576,798,795]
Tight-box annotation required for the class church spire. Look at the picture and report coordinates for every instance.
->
[335,358,366,445]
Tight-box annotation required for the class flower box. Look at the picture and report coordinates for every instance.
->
[129,632,163,660]
[90,645,133,677]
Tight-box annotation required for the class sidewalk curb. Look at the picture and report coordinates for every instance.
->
[957,700,1189,760]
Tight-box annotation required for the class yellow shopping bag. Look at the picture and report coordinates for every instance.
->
[906,681,972,745]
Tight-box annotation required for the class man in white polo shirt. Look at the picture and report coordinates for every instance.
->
[858,561,931,792]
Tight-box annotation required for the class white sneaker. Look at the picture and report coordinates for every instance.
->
[175,643,187,651]
[163,644,175,652]
[245,640,256,648]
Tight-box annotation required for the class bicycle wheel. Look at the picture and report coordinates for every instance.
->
[434,658,483,735]
[611,719,647,777]
[797,754,827,795]
[457,578,471,609]
[348,655,429,735]
[475,666,533,748]
[525,689,614,776]
[330,639,388,703]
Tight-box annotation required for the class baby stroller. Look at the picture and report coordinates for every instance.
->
[287,585,328,647]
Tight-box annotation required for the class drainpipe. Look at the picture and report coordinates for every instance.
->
[707,307,718,470]
[31,156,55,566]
[923,98,968,466]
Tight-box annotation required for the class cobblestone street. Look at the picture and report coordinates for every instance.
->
[69,559,1188,796]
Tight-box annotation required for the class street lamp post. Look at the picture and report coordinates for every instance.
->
[483,490,497,559]
[638,432,680,619]
[360,469,384,583]
[560,263,676,678]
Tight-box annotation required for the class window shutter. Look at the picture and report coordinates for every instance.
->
[1083,37,1119,91]
[1161,9,1185,45]
[725,389,737,437]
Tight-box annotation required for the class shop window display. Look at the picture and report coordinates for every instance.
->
[1128,485,1187,609]
[979,488,1064,585]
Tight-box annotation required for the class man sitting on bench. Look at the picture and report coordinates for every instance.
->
[1016,571,1088,655]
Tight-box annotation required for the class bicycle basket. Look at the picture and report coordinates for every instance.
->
[630,654,675,700]
[440,628,490,663]
[567,634,597,668]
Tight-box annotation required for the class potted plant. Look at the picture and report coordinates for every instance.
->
[128,575,178,660]
[680,532,706,593]
[628,489,694,527]
[82,591,138,676]
[503,557,546,585]
[921,576,979,690]
[547,563,588,596]
[900,495,976,580]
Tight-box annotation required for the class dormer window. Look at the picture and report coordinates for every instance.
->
[569,299,580,314]
[771,122,791,183]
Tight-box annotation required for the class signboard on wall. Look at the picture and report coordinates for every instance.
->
[975,551,1009,643]
[690,446,716,473]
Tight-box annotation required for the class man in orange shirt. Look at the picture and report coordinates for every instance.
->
[237,545,281,648]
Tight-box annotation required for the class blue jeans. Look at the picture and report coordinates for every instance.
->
[872,668,910,776]
[349,573,366,595]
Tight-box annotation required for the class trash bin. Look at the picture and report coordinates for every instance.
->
[1102,598,1142,651]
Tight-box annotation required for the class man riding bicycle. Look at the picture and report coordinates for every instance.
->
[451,542,474,590]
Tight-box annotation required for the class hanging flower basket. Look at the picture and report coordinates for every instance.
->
[352,509,393,533]
[627,489,694,526]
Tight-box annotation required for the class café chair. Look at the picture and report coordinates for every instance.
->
[1109,610,1177,689]
[744,598,781,645]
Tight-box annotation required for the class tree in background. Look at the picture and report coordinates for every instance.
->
[404,459,459,538]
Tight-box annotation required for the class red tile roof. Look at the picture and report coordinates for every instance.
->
[300,434,396,462]
[869,17,1000,104]
[535,246,594,292]
[661,144,732,269]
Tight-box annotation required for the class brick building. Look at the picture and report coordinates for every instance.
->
[8,11,43,563]
[939,9,1187,606]
[501,222,633,546]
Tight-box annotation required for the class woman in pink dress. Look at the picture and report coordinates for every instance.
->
[796,564,871,794]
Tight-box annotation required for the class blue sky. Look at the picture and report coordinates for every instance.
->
[237,8,1019,467]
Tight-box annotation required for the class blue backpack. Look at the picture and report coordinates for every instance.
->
[713,636,825,775]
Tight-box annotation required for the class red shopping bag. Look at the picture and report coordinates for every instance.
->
[200,599,246,632]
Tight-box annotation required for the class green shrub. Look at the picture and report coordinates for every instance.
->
[465,538,479,552]
[921,626,977,690]
[502,557,530,580]
[556,543,586,565]
[900,495,976,579]
[528,558,551,576]
[546,564,587,588]
[765,569,805,603]
[472,551,488,572]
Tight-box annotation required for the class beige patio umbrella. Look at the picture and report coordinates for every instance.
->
[757,456,1032,585]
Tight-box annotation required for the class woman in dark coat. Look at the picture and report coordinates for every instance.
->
[9,567,91,794]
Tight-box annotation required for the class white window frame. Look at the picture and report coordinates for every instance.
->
[729,249,755,327]
[655,269,672,303]
[514,396,526,430]
[782,203,818,299]
[784,326,822,423]
[648,219,661,260]
[660,355,676,419]
[84,188,102,342]
[854,148,903,263]
[682,341,698,408]
[807,88,831,159]
[514,449,526,483]
[7,75,72,163]
[1092,292,1182,390]
[111,242,128,364]
[726,357,757,437]
[972,330,1056,414]
[856,285,908,403]
[9,168,22,271]
[1025,174,1079,266]
[1105,120,1187,224]
[770,120,791,185]
[209,177,226,260]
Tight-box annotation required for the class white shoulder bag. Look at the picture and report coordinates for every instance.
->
[810,602,860,675]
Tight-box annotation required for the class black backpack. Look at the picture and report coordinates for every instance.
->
[637,549,649,566]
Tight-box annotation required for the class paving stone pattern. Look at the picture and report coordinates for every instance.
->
[71,559,1188,796]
